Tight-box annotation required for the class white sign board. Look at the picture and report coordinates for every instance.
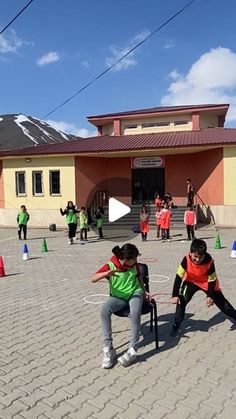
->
[132,156,164,168]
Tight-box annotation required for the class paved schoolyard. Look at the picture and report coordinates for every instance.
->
[0,226,236,419]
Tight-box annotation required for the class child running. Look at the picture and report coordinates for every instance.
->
[184,204,196,241]
[91,243,148,368]
[17,205,30,240]
[170,239,236,337]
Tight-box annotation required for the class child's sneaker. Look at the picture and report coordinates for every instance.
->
[117,347,137,367]
[101,347,116,369]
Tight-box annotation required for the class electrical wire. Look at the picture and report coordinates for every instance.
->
[43,0,196,119]
[0,0,35,36]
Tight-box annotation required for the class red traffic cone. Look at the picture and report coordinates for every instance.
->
[0,256,6,278]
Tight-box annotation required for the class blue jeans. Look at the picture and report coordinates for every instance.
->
[101,291,143,350]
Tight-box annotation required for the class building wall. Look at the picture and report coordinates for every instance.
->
[3,156,76,209]
[165,148,224,205]
[223,146,236,204]
[121,114,192,135]
[0,160,4,208]
[75,156,131,206]
[200,114,218,128]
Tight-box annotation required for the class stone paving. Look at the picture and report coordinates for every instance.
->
[0,226,236,419]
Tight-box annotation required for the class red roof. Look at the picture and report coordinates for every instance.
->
[1,128,236,157]
[87,104,229,120]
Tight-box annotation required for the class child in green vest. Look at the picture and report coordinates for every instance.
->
[91,243,149,368]
[79,207,88,241]
[17,205,30,240]
[95,206,104,239]
[60,201,79,244]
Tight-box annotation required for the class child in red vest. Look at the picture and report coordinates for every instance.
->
[140,205,150,242]
[160,203,172,242]
[184,205,196,241]
[170,239,236,337]
[155,206,162,238]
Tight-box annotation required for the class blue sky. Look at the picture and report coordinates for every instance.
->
[1,0,236,136]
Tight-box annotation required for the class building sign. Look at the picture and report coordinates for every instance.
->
[131,156,165,169]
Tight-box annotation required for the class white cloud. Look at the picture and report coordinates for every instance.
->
[163,39,175,49]
[161,47,236,122]
[36,51,61,66]
[105,29,150,71]
[0,29,33,54]
[46,120,97,138]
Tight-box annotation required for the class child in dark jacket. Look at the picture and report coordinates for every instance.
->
[170,239,236,337]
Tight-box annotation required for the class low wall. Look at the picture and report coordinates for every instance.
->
[197,205,236,227]
[0,209,68,228]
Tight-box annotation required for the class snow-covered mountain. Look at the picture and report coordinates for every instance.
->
[0,114,78,151]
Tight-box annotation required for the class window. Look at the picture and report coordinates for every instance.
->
[124,124,138,129]
[50,170,60,195]
[32,171,43,195]
[15,171,26,196]
[174,120,188,125]
[142,122,170,128]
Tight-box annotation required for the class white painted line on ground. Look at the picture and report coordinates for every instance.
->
[84,294,109,305]
[149,275,170,283]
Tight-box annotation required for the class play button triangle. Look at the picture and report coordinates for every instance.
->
[108,197,131,222]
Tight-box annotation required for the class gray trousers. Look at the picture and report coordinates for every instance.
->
[101,291,143,350]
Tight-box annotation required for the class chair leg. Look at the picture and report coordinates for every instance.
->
[150,305,153,332]
[153,300,159,349]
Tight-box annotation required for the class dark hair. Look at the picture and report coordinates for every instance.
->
[187,178,191,182]
[20,205,26,210]
[141,205,148,213]
[190,239,207,255]
[112,243,140,260]
[81,206,85,211]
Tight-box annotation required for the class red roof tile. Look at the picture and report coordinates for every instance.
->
[87,104,229,120]
[1,128,236,157]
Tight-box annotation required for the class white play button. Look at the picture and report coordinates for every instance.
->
[108,197,131,222]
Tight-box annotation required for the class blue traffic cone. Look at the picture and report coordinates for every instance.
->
[230,241,236,258]
[23,244,29,261]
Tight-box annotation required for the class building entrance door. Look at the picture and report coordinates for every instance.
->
[132,168,165,204]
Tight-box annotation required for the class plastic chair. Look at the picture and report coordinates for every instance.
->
[113,263,159,349]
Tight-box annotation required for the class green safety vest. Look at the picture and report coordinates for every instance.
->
[66,209,78,224]
[108,261,142,300]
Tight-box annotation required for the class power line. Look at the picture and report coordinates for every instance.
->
[0,0,35,36]
[43,0,196,119]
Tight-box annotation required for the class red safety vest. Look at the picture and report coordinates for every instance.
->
[184,254,221,291]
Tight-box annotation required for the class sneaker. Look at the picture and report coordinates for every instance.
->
[117,347,137,367]
[101,347,116,369]
[170,324,180,338]
[68,238,73,245]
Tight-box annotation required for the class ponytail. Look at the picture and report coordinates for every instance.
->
[112,246,123,259]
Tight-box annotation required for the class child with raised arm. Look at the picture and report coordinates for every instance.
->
[170,239,236,337]
[91,243,149,368]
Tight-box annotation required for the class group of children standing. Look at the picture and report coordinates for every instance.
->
[60,201,104,244]
[139,199,197,242]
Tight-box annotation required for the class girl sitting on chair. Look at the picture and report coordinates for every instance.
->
[91,243,149,369]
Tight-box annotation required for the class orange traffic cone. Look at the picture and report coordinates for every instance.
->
[0,256,6,278]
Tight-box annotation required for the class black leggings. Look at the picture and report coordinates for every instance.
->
[175,281,236,326]
[18,224,27,239]
[68,223,77,239]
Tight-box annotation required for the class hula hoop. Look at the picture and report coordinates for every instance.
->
[139,257,158,263]
[149,274,169,283]
[152,292,172,304]
[83,294,109,305]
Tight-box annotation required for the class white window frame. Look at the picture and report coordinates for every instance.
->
[49,170,61,196]
[15,171,26,196]
[32,171,43,196]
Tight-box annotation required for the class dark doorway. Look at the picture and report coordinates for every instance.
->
[132,168,165,204]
